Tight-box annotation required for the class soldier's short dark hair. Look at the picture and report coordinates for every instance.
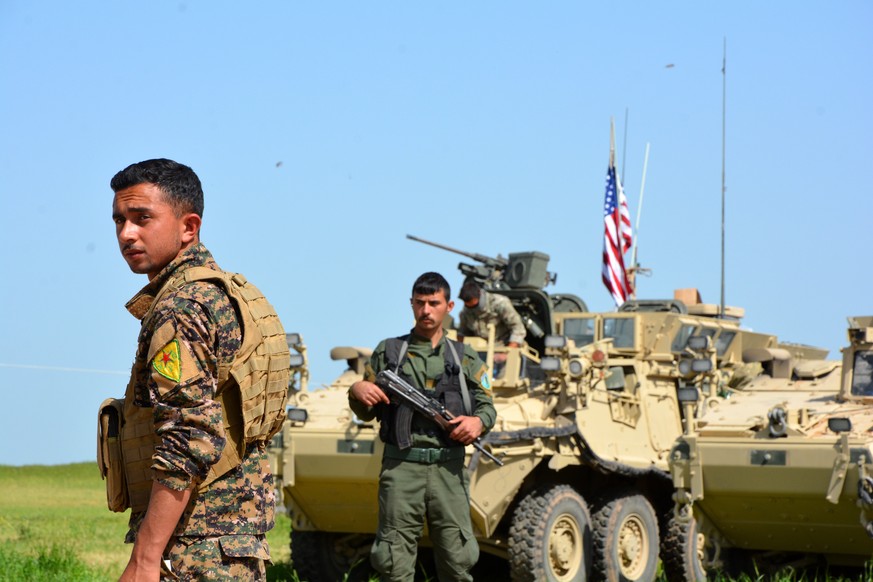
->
[459,280,482,302]
[412,272,451,301]
[111,158,204,218]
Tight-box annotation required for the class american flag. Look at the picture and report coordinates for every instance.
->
[602,159,633,306]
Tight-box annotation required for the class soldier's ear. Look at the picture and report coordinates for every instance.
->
[181,213,201,244]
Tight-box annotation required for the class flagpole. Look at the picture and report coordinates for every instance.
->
[720,37,727,318]
[610,116,616,168]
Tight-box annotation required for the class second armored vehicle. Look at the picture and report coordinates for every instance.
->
[666,317,873,580]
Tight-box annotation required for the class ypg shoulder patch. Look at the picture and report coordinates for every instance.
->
[152,339,182,382]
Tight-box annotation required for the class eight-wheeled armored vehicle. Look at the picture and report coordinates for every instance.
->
[276,238,834,582]
[665,316,873,580]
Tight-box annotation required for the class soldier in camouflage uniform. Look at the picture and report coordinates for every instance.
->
[349,272,496,582]
[112,159,273,581]
[457,280,526,349]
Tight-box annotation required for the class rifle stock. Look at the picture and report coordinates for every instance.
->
[375,370,504,466]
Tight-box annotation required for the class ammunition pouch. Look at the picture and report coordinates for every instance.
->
[97,398,129,512]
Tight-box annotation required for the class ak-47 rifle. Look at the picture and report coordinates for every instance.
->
[375,369,504,466]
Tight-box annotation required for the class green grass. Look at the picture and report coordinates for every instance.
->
[0,463,868,581]
[0,462,292,581]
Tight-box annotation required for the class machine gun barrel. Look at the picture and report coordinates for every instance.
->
[375,370,504,466]
[406,234,507,268]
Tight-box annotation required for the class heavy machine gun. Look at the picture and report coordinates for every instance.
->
[406,234,508,287]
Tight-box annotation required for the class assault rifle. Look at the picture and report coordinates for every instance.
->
[375,369,505,466]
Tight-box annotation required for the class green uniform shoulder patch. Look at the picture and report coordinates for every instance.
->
[152,339,182,382]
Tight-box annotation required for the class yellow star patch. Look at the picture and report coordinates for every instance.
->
[152,339,182,382]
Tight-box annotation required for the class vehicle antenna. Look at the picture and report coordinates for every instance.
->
[628,143,652,296]
[630,142,650,271]
[720,37,727,318]
[621,107,629,186]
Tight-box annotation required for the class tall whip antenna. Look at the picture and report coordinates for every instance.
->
[720,37,727,318]
[630,142,650,270]
[621,107,629,185]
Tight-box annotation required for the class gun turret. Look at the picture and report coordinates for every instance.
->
[407,234,554,291]
[406,234,508,286]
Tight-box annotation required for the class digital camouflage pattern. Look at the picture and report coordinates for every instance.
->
[123,243,273,561]
[459,291,526,345]
[162,535,269,581]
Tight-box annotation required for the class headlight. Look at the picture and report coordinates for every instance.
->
[540,357,561,372]
[289,354,305,368]
[286,332,302,347]
[678,360,692,377]
[568,359,585,377]
[676,387,699,403]
[286,407,308,423]
[545,335,568,349]
[691,359,713,373]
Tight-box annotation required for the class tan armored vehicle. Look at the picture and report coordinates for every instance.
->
[666,316,873,580]
[277,238,831,582]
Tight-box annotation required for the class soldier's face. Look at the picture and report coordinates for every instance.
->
[112,183,200,280]
[411,291,453,336]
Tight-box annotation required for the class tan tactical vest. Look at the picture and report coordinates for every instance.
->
[98,267,290,513]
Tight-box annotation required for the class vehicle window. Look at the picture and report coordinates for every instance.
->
[603,318,635,349]
[851,350,873,396]
[564,318,595,347]
[671,324,696,352]
[699,327,718,340]
[714,330,736,357]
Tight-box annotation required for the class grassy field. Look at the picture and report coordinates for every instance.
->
[0,463,292,581]
[0,463,868,581]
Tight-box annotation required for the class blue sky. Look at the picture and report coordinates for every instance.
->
[1,1,870,465]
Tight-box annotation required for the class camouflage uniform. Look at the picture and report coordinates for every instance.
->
[124,243,272,581]
[349,332,496,582]
[459,291,526,345]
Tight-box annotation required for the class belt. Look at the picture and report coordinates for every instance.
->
[383,443,465,464]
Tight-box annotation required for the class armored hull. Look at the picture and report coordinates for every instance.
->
[666,318,873,579]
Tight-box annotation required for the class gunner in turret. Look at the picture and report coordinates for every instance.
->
[457,280,526,352]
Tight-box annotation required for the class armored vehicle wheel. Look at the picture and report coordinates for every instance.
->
[591,493,659,582]
[508,484,592,582]
[660,511,707,582]
[290,530,373,582]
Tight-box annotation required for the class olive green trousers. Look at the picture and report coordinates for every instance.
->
[369,453,479,582]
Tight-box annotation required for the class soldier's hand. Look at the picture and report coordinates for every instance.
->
[447,415,484,445]
[349,381,390,407]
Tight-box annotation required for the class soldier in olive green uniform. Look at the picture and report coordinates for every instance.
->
[349,272,496,582]
[111,159,277,581]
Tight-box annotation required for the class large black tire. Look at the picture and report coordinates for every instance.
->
[290,530,373,582]
[660,512,707,582]
[591,493,659,582]
[508,484,592,582]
